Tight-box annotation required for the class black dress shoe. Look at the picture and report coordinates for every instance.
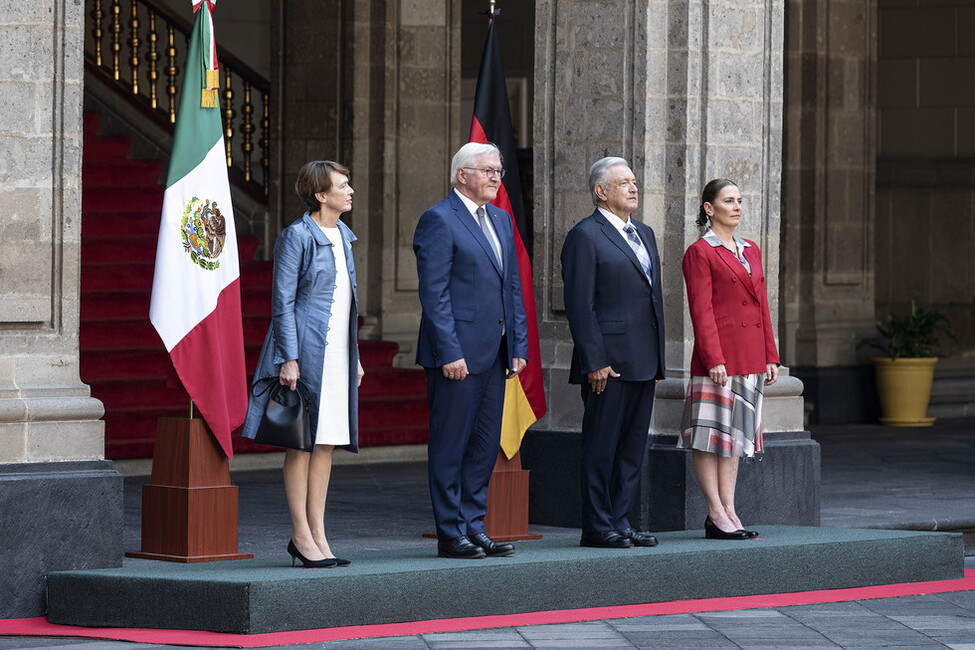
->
[618,528,658,547]
[704,517,749,540]
[469,532,515,557]
[438,536,487,559]
[580,530,633,548]
[739,529,759,539]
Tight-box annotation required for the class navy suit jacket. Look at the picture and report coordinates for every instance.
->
[561,210,665,384]
[414,190,529,374]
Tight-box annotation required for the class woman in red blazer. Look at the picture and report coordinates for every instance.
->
[679,179,780,540]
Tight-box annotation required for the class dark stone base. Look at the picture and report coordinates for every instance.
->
[521,430,583,529]
[47,527,963,633]
[522,430,820,532]
[792,364,878,424]
[645,431,821,531]
[0,460,123,618]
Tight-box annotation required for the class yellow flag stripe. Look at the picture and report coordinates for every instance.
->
[500,378,538,459]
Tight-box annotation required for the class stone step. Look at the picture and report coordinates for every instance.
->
[929,360,975,419]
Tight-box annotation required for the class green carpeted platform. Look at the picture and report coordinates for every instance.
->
[46,526,963,634]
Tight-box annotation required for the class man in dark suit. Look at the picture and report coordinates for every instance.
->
[413,142,529,559]
[560,156,666,549]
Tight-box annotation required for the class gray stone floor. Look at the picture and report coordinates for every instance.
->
[3,419,975,648]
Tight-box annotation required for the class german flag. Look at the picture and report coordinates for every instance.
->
[469,15,546,458]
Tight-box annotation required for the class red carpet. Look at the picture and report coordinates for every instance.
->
[2,570,974,647]
[80,111,430,458]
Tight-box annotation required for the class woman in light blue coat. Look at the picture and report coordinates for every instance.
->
[242,160,363,568]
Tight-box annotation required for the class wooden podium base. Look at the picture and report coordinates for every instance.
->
[126,417,253,562]
[485,451,542,541]
[423,450,543,542]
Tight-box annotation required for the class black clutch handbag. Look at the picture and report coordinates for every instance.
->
[251,376,314,452]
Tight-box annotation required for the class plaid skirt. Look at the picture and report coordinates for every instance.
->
[678,374,765,458]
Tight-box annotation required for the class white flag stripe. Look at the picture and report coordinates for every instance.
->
[150,139,238,351]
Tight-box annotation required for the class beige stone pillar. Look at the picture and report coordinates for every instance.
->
[526,0,812,531]
[0,0,121,618]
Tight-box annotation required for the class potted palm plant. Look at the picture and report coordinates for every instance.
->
[859,300,956,426]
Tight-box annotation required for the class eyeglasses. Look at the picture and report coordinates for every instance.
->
[463,167,506,179]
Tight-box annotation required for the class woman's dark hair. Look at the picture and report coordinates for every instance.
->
[295,160,350,212]
[697,178,738,227]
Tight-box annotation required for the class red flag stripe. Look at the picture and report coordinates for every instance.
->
[168,278,248,457]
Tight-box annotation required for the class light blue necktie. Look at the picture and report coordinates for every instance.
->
[477,206,505,335]
[477,206,503,271]
[623,223,652,285]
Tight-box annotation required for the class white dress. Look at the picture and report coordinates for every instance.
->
[315,225,352,446]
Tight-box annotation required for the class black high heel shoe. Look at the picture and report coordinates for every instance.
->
[704,517,749,540]
[739,528,759,538]
[332,557,352,567]
[287,539,338,568]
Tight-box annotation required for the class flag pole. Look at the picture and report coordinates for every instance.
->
[189,398,195,420]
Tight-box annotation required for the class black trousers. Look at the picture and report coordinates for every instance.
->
[579,379,656,533]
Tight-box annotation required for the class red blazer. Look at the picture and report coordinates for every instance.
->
[682,237,780,377]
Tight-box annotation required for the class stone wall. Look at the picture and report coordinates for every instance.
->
[877,1,975,158]
[781,0,879,422]
[0,0,122,618]
[875,0,975,354]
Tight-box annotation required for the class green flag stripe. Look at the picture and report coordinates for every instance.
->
[166,7,223,188]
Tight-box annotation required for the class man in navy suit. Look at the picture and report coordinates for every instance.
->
[414,142,529,559]
[560,157,666,549]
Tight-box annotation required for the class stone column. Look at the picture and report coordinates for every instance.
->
[524,0,814,531]
[0,1,122,617]
[781,0,878,423]
[377,0,462,362]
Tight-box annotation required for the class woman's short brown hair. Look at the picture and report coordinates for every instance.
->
[295,160,350,212]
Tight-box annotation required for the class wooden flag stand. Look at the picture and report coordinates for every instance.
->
[126,417,253,562]
[484,450,542,541]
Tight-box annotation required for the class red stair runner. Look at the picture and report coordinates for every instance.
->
[80,111,429,459]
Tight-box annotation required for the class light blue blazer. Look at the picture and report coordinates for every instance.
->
[242,213,360,452]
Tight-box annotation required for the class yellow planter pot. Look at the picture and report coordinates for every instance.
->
[872,357,938,427]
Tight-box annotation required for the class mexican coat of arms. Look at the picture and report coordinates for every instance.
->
[180,197,226,271]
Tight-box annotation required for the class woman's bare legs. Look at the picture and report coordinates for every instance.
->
[692,450,742,533]
[284,448,327,560]
[307,444,336,558]
[717,455,744,529]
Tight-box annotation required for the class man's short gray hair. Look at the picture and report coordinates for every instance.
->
[588,156,629,206]
[450,142,503,186]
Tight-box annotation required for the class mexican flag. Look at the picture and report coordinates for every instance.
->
[149,0,246,458]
